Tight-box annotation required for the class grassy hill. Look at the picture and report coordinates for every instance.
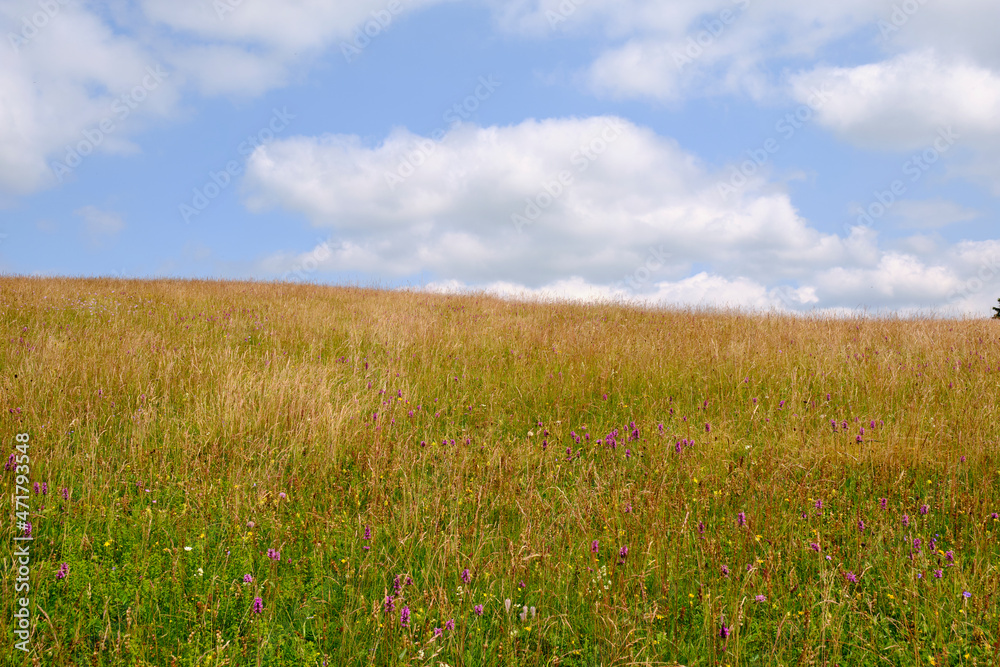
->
[2,276,998,665]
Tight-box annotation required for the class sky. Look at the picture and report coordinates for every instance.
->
[2,0,1000,316]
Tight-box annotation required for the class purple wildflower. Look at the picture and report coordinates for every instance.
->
[705,423,711,433]
[962,590,972,598]
[4,453,14,471]
[698,521,705,534]
[845,571,857,583]
[22,522,31,537]
[901,514,910,528]
[945,550,954,562]
[243,573,253,583]
[473,604,483,616]
[267,548,280,561]
[56,563,69,580]
[754,595,766,603]
[400,605,410,628]
[252,597,263,614]
[433,627,443,638]
[858,519,865,532]
[617,546,628,564]
[934,569,943,578]
[446,618,455,631]
[363,525,371,550]
[591,539,599,554]
[720,622,730,639]
[737,511,746,528]
[384,595,395,613]
[919,504,929,515]
[815,499,823,510]
[810,542,820,552]
[880,497,887,510]
[721,565,729,576]
[461,568,471,584]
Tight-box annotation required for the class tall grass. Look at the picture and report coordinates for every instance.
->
[1,276,998,666]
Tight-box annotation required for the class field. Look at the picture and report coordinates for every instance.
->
[2,276,999,666]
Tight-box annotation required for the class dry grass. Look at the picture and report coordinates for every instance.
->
[1,276,998,666]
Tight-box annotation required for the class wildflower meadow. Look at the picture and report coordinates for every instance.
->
[2,277,999,666]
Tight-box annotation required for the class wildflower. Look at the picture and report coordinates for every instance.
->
[474,604,484,616]
[697,521,705,534]
[433,627,443,638]
[400,605,410,627]
[22,522,31,537]
[901,514,910,527]
[278,492,286,500]
[737,511,746,528]
[591,540,599,554]
[33,482,39,494]
[4,454,14,471]
[719,622,730,639]
[705,423,711,433]
[754,595,766,603]
[721,565,729,576]
[56,563,69,580]
[246,521,255,529]
[461,568,471,584]
[880,498,887,510]
[962,591,972,598]
[858,519,865,532]
[504,598,512,613]
[252,597,263,614]
[845,571,857,583]
[913,538,921,550]
[810,542,820,552]
[945,550,954,562]
[933,569,943,578]
[617,546,628,564]
[384,595,395,613]
[243,573,253,583]
[363,525,371,550]
[445,618,455,631]
[815,499,823,510]
[520,605,528,621]
[267,548,281,561]
[919,504,929,515]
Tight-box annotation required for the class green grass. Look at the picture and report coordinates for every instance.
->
[1,276,999,666]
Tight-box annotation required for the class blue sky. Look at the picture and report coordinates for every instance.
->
[3,0,1000,315]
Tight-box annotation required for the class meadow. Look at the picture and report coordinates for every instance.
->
[1,276,999,666]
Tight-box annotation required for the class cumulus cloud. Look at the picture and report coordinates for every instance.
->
[789,51,1000,151]
[0,0,448,197]
[241,115,999,314]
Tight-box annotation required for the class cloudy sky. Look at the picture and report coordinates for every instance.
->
[3,0,1000,315]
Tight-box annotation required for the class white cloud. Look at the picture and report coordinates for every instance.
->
[0,0,449,197]
[244,116,853,287]
[789,51,1000,151]
[242,115,1000,315]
